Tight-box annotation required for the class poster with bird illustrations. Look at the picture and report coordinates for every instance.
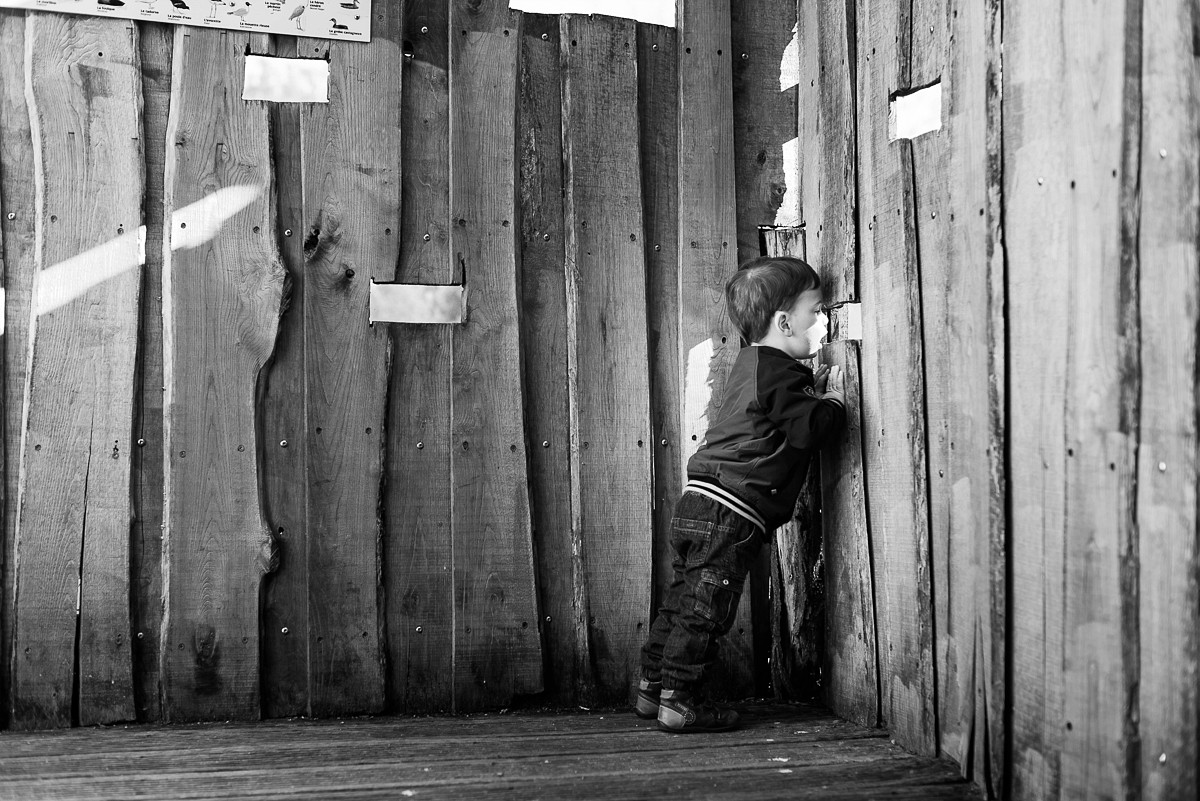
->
[0,0,371,41]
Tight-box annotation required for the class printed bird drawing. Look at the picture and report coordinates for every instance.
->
[330,17,347,29]
[339,0,358,7]
[228,2,249,15]
[288,3,305,29]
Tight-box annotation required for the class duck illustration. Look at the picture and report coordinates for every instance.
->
[288,3,305,29]
[338,0,357,7]
[169,0,189,8]
[330,17,347,29]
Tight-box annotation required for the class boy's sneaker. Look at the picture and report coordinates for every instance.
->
[657,689,741,733]
[634,678,661,719]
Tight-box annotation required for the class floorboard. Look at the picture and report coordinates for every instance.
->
[0,703,982,800]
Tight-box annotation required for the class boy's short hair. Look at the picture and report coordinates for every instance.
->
[725,255,822,343]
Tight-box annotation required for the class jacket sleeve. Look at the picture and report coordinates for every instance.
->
[759,363,847,450]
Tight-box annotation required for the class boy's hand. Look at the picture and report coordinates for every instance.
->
[814,363,832,394]
[822,364,845,405]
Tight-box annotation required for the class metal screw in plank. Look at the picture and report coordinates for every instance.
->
[280,440,288,447]
[1159,462,1167,472]
[415,626,423,633]
[6,212,13,220]
[138,438,146,446]
[285,229,293,237]
[281,627,289,634]
[421,25,429,33]
[417,441,424,449]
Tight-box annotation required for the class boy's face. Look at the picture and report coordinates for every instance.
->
[781,289,826,360]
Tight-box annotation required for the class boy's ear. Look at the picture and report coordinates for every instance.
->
[774,309,791,335]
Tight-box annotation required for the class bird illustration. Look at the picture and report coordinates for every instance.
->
[288,3,305,29]
[228,2,249,15]
[330,17,347,29]
[339,0,357,7]
[169,0,189,8]
[208,0,224,16]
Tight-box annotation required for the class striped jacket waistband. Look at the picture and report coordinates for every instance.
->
[683,479,767,532]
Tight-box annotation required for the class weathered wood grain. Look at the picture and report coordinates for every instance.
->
[855,0,936,755]
[731,0,799,265]
[909,0,1005,788]
[797,0,855,305]
[1005,1,1136,797]
[384,0,455,714]
[560,14,654,704]
[259,33,310,721]
[636,19,681,656]
[518,12,584,705]
[449,0,542,710]
[298,16,403,718]
[0,706,982,801]
[793,0,876,727]
[131,20,172,725]
[1137,0,1199,798]
[0,7,36,733]
[161,26,284,722]
[11,13,142,729]
[678,0,755,699]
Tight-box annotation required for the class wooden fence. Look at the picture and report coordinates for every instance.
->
[2,2,1199,801]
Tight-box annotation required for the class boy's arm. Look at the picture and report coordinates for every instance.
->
[761,365,847,449]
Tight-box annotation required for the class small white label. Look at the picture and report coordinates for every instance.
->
[508,0,675,27]
[370,282,465,324]
[889,82,942,141]
[243,55,329,104]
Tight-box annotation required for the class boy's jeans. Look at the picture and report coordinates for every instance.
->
[640,491,766,692]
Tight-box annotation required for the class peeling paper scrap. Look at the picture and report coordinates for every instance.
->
[889,82,942,141]
[774,138,800,227]
[779,23,799,91]
[508,0,675,27]
[370,282,465,324]
[243,55,329,103]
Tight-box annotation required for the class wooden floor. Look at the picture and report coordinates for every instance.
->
[0,702,983,800]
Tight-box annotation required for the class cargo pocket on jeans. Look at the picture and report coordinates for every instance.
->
[693,568,745,629]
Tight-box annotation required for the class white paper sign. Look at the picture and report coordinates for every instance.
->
[0,0,371,42]
[243,55,329,102]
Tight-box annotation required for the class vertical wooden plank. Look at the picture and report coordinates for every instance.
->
[1137,0,1199,797]
[909,0,1006,788]
[677,0,754,698]
[795,0,877,727]
[760,228,824,701]
[131,20,172,724]
[300,19,403,717]
[260,33,310,721]
[561,13,653,704]
[1005,0,1136,797]
[797,0,855,305]
[855,0,936,755]
[162,27,284,722]
[0,8,36,732]
[385,0,454,714]
[637,20,680,662]
[11,13,142,729]
[731,0,801,699]
[449,0,542,710]
[731,0,799,265]
[518,12,584,705]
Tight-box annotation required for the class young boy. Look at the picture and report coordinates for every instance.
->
[637,255,846,733]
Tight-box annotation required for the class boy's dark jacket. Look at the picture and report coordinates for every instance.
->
[687,345,846,530]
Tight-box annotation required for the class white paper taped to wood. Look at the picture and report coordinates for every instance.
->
[243,56,329,103]
[370,282,465,324]
[508,0,675,27]
[889,82,942,141]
